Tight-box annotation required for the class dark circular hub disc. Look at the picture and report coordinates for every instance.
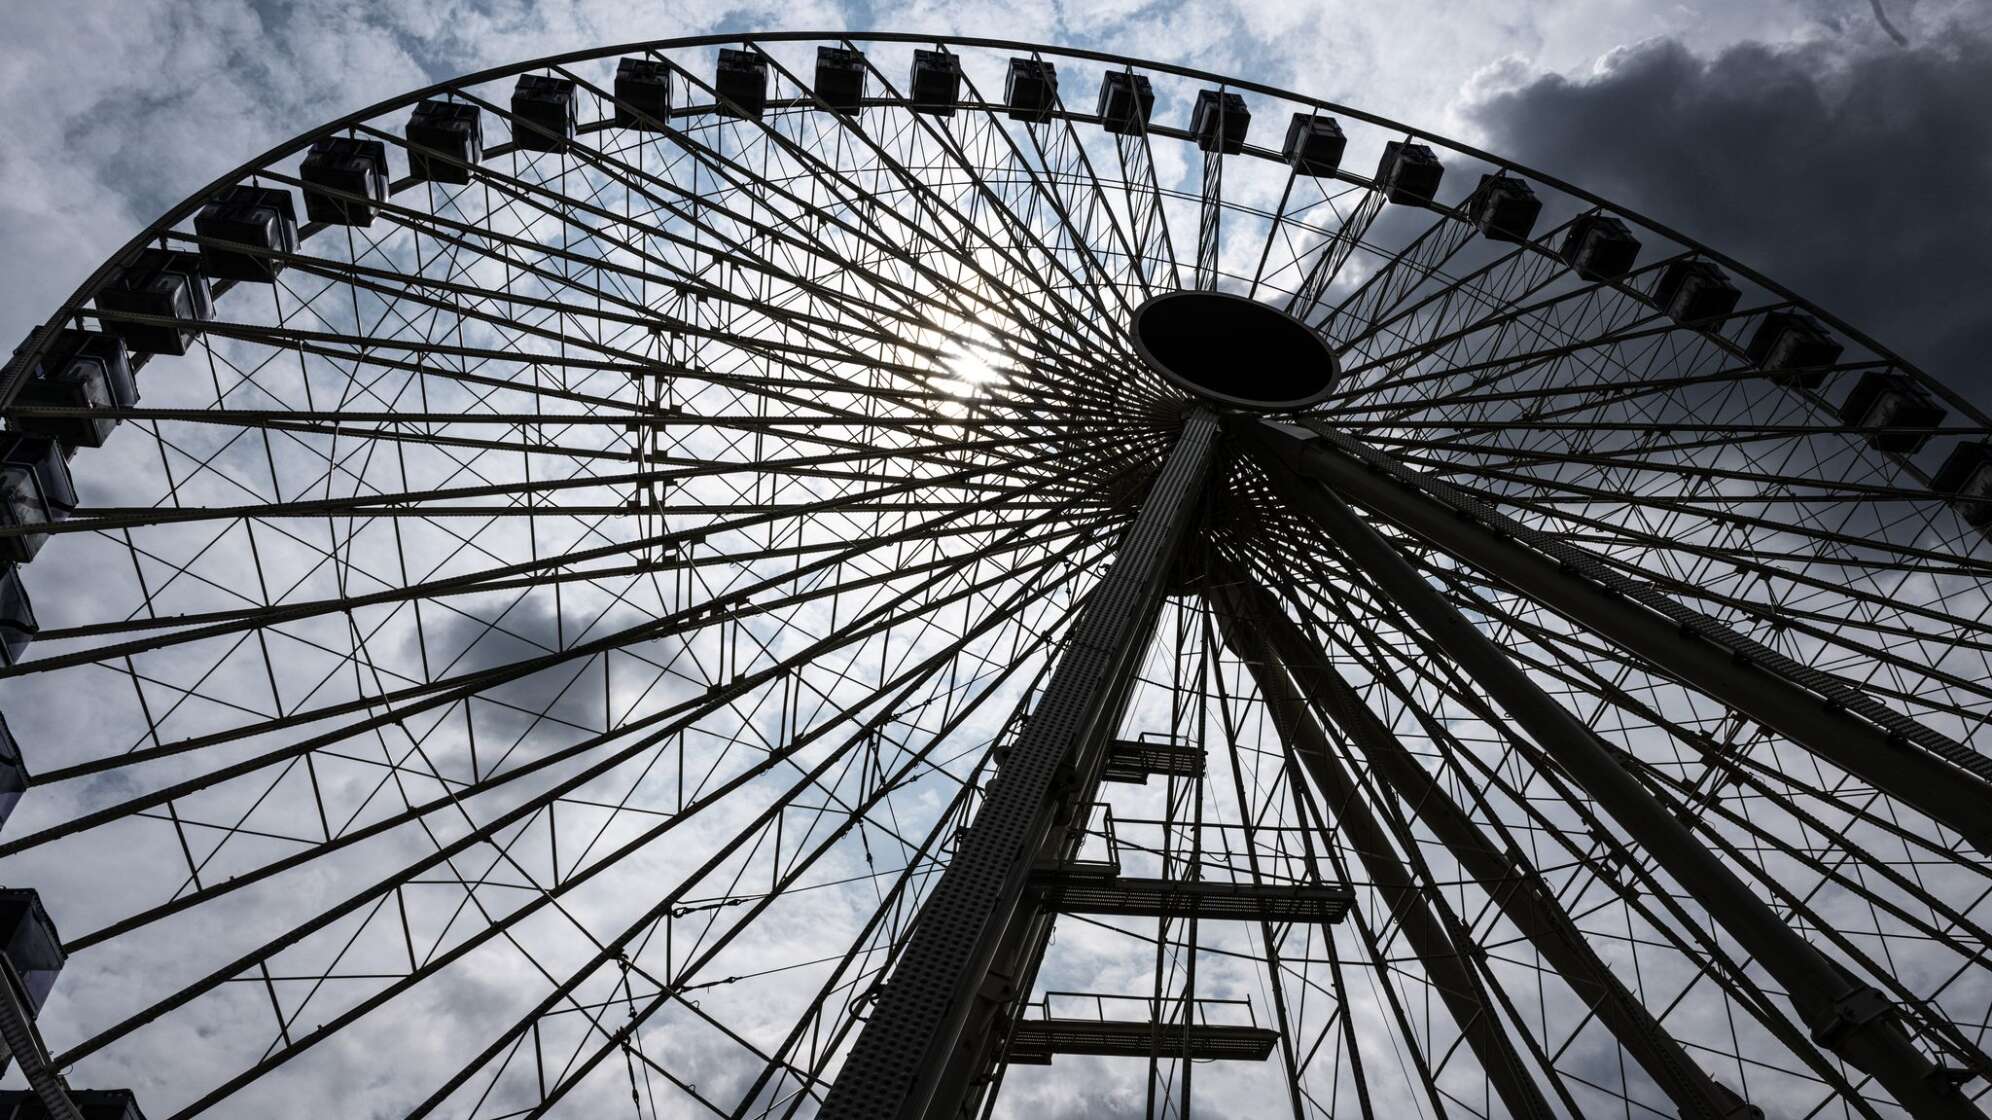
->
[1131,290,1339,411]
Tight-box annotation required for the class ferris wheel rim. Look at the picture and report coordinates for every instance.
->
[5,28,1978,431]
[0,25,1986,1120]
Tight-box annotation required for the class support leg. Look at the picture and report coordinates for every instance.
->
[820,412,1221,1120]
[1206,572,1563,1120]
[1241,424,1984,1120]
[1244,417,1992,853]
[1212,566,1760,1119]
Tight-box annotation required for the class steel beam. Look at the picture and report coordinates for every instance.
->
[0,966,83,1120]
[1285,185,1383,322]
[1113,119,1183,295]
[1253,417,1992,850]
[1210,568,1758,1120]
[1205,573,1562,1120]
[819,411,1221,1120]
[1196,147,1222,291]
[1240,420,1986,1120]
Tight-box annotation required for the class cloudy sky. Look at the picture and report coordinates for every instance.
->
[3,3,1991,1118]
[3,0,1989,395]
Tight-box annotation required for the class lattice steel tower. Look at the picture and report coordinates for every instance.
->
[0,32,1988,1120]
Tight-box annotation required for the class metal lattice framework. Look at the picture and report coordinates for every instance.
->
[0,30,1989,1120]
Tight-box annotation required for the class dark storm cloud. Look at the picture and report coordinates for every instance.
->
[423,594,611,745]
[1466,26,1992,403]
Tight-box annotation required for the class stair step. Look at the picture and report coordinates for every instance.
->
[1030,868,1354,923]
[1100,738,1204,784]
[1006,1018,1280,1064]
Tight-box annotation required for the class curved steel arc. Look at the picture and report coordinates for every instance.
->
[5,32,1969,432]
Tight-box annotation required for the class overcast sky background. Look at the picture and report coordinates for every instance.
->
[0,3,1988,1116]
[2,0,1989,398]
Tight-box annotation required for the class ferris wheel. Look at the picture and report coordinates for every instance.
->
[0,30,1988,1120]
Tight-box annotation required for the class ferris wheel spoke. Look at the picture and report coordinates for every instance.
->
[53,491,1102,1098]
[1244,167,1300,302]
[272,175,1049,429]
[1381,430,1950,504]
[1306,416,1992,685]
[1425,554,1992,878]
[941,66,1145,331]
[1193,134,1225,292]
[1217,557,1766,1118]
[1249,172,1380,315]
[59,416,1095,602]
[808,57,1150,403]
[28,408,1106,432]
[612,641,1075,1120]
[1484,604,1992,972]
[95,304,662,390]
[4,459,1113,822]
[1427,457,1992,620]
[3,35,1988,1120]
[710,49,1145,402]
[1255,551,1903,1115]
[511,695,1004,1117]
[196,482,1107,777]
[1012,53,1161,308]
[1377,360,1827,444]
[640,64,1006,314]
[1469,607,1992,1079]
[1282,179,1384,323]
[1328,299,1677,413]
[269,241,977,408]
[14,478,1098,680]
[1315,208,1477,346]
[372,179,940,363]
[399,537,1092,1120]
[1343,306,1671,426]
[364,108,1045,417]
[1339,239,1581,406]
[1103,72,1184,294]
[1241,440,1984,1115]
[1349,417,1992,445]
[1337,216,1603,370]
[1430,558,1992,763]
[1205,565,1562,1120]
[58,515,1112,989]
[1330,554,1984,1100]
[1378,441,1992,581]
[1431,501,1992,681]
[26,489,1098,540]
[1195,607,1373,1120]
[156,601,1039,1120]
[1246,424,1992,851]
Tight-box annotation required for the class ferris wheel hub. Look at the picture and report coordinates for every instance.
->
[1130,290,1338,412]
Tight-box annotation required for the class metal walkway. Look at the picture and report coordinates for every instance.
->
[1099,737,1204,784]
[1006,1018,1281,1064]
[1030,865,1354,924]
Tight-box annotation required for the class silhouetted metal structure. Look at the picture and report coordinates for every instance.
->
[0,32,1988,1120]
